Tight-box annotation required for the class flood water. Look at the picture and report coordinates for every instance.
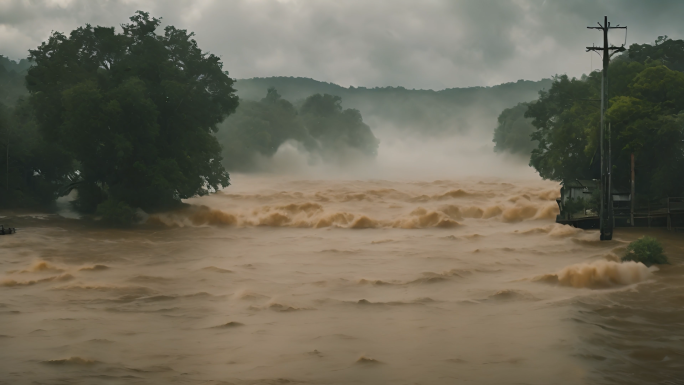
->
[1,175,683,384]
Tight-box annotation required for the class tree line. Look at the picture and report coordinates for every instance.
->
[493,36,684,203]
[235,77,552,136]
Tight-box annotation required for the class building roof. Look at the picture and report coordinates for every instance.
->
[562,179,598,188]
[561,178,630,194]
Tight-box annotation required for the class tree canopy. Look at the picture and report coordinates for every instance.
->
[216,88,378,171]
[512,37,684,201]
[492,102,537,156]
[25,11,238,218]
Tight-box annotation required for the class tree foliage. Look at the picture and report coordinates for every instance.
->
[492,102,537,155]
[300,93,379,158]
[520,37,684,201]
[0,78,73,209]
[216,88,378,171]
[525,74,600,181]
[217,87,314,171]
[628,36,684,72]
[26,11,238,213]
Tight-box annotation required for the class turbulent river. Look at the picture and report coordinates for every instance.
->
[1,175,683,384]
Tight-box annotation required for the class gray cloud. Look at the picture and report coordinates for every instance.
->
[1,0,684,89]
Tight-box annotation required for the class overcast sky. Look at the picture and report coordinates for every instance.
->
[1,0,683,89]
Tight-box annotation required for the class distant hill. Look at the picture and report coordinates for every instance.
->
[234,77,553,135]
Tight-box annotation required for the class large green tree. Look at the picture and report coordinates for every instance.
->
[521,37,684,201]
[26,11,238,216]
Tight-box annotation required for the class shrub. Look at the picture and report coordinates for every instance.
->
[95,198,140,227]
[622,236,669,266]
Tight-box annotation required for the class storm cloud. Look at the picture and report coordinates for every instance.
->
[1,0,683,89]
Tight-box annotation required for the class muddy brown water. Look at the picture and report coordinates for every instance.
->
[1,176,683,384]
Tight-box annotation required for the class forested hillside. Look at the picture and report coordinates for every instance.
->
[235,77,553,135]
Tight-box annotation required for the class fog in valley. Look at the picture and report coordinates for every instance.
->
[217,77,542,178]
[2,2,684,385]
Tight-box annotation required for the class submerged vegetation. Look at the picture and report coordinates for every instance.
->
[494,37,684,201]
[622,236,669,266]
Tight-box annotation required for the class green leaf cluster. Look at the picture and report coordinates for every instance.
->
[622,236,669,266]
[216,88,379,171]
[23,11,238,214]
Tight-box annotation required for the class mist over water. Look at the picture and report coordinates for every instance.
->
[248,123,536,180]
[2,127,683,385]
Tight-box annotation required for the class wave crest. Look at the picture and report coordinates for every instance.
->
[535,261,654,289]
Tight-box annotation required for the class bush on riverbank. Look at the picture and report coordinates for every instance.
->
[622,236,669,266]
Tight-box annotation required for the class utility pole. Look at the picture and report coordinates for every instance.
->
[5,124,8,193]
[587,16,626,241]
[631,153,635,226]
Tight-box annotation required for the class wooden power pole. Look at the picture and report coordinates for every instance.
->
[587,16,626,241]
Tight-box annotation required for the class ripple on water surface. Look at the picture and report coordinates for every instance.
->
[0,177,681,385]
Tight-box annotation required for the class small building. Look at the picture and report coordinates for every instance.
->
[556,179,631,228]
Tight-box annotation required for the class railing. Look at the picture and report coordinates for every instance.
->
[632,197,684,230]
[558,197,684,230]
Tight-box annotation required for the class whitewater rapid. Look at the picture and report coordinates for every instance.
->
[1,176,681,384]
